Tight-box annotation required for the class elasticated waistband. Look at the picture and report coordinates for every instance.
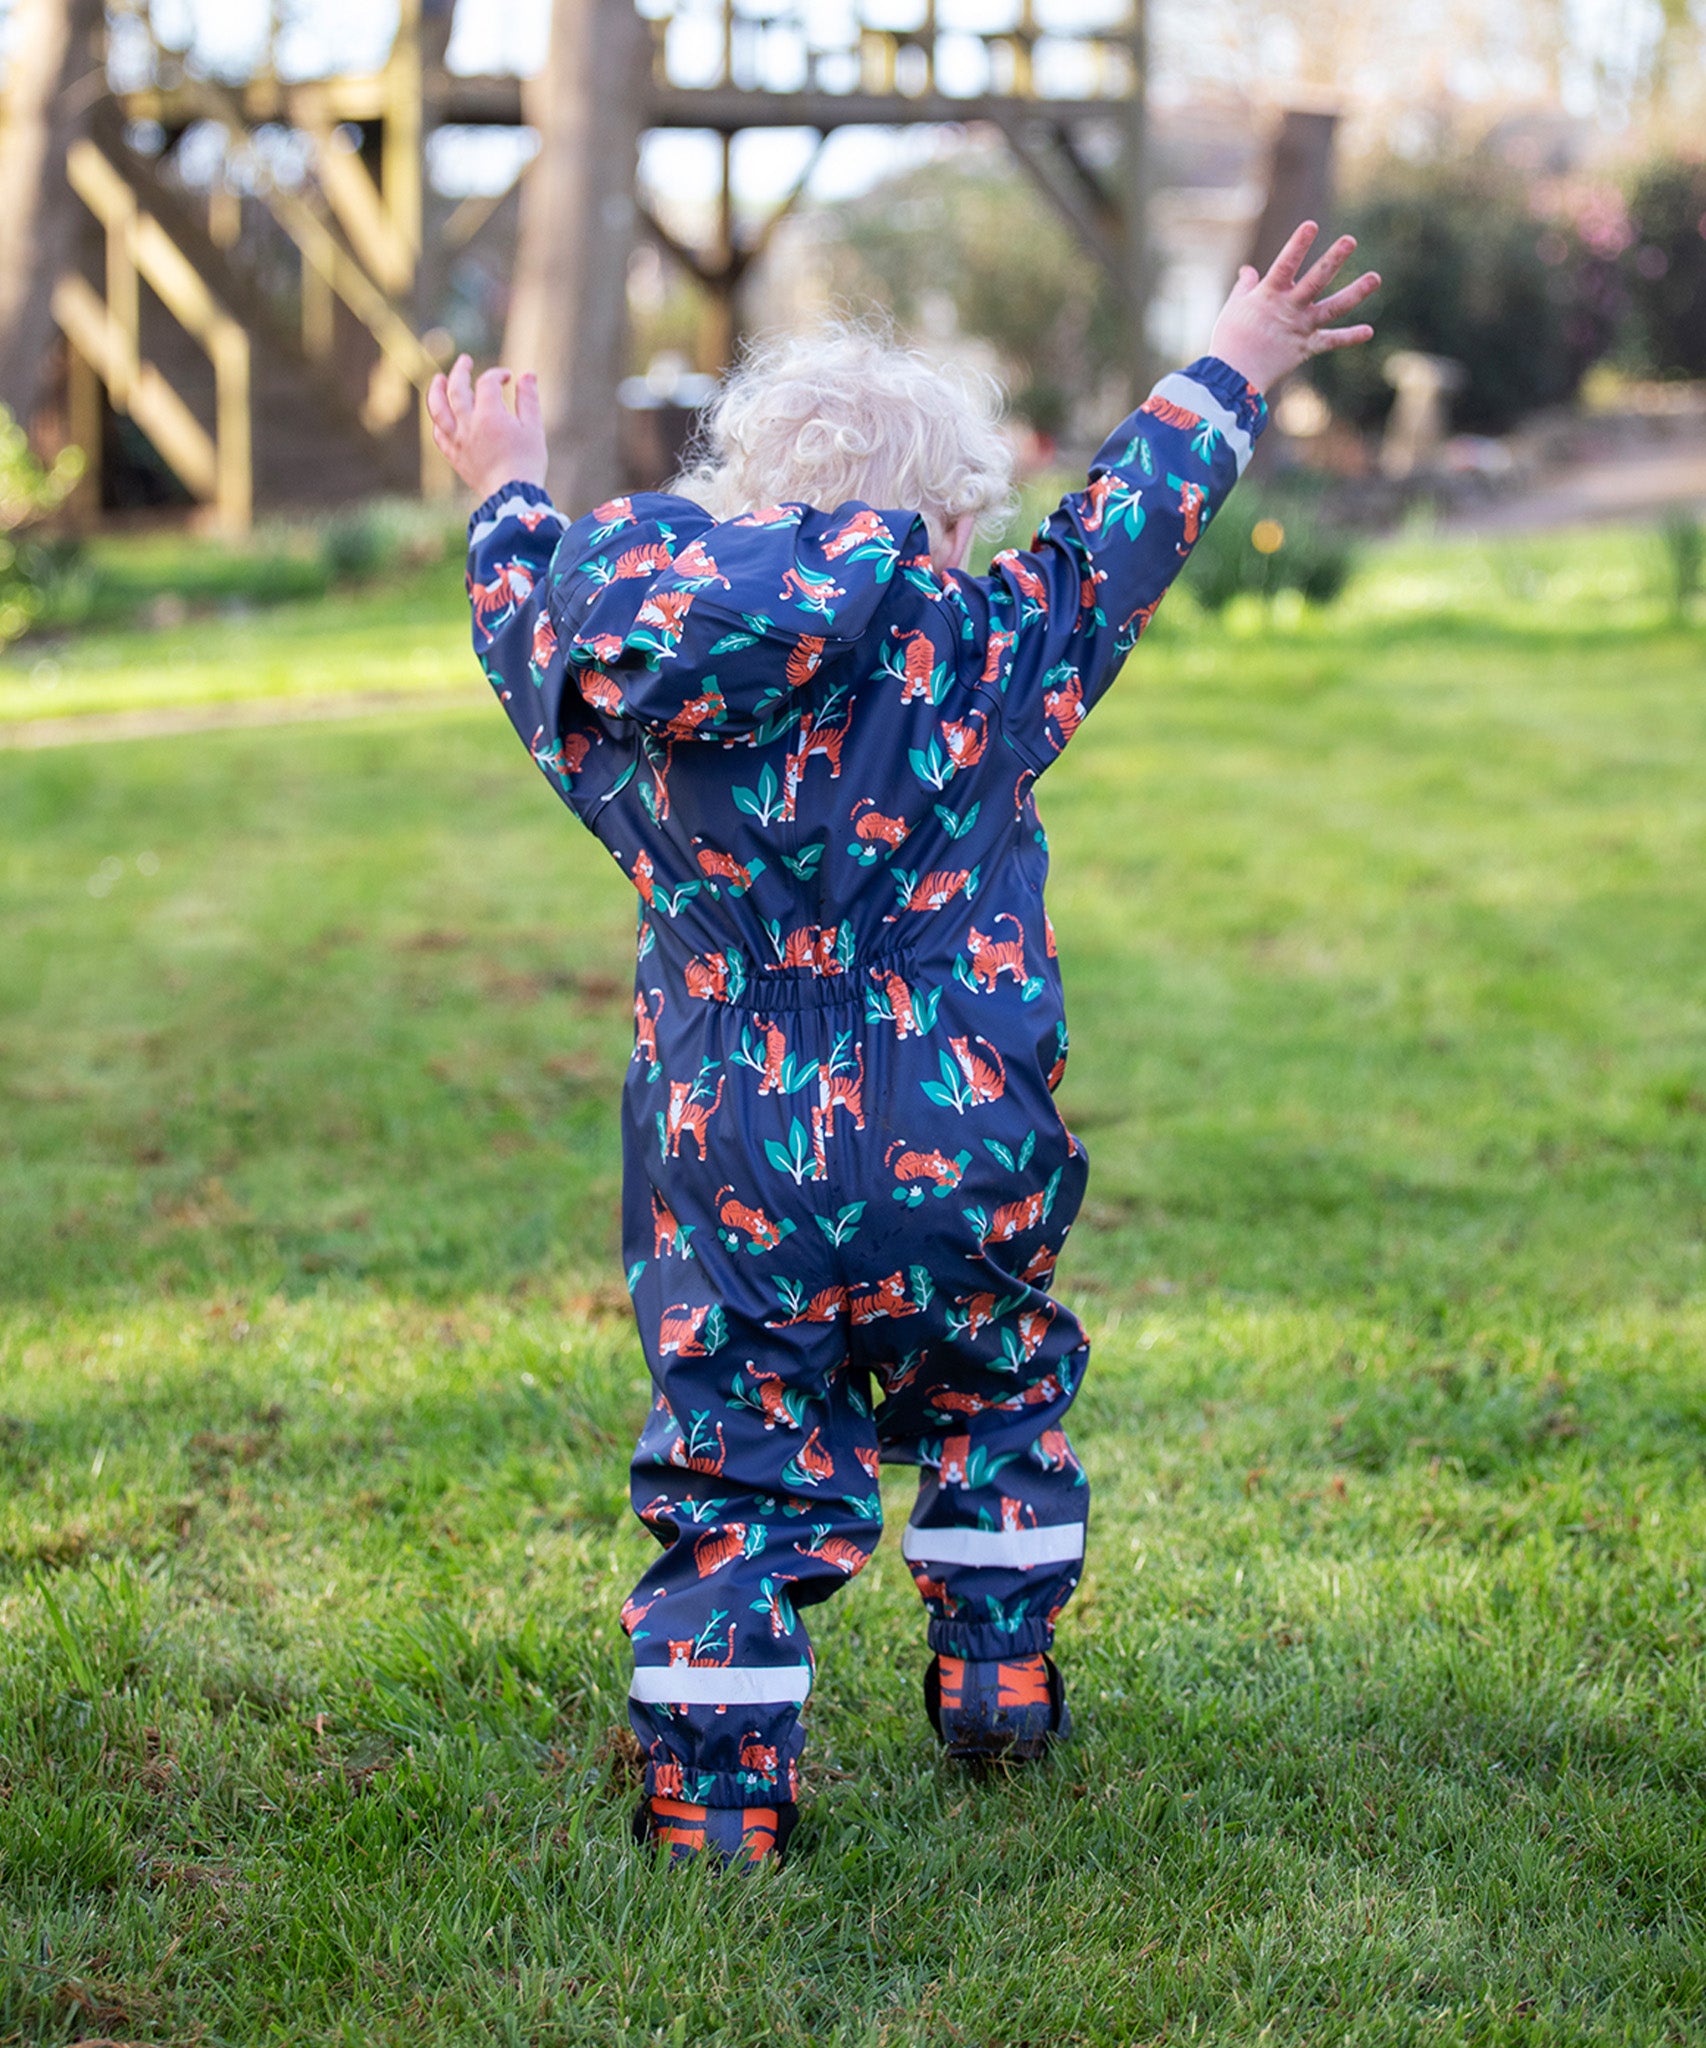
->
[734,950,919,1012]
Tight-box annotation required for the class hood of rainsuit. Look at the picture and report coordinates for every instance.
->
[545,493,932,741]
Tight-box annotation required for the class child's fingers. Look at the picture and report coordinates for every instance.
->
[447,353,475,417]
[474,365,513,417]
[1295,233,1358,302]
[515,371,542,431]
[426,374,454,437]
[1263,220,1319,293]
[1312,322,1376,352]
[1310,270,1381,323]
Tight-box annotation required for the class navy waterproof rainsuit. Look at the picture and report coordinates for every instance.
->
[464,355,1268,1808]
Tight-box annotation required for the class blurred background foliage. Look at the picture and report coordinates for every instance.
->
[818,141,1706,446]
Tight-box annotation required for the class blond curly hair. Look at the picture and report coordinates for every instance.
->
[671,324,1016,561]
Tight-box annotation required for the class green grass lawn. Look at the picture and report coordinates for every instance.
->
[2,520,1704,2045]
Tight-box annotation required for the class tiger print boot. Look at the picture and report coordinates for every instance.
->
[925,1652,1072,1763]
[632,1795,797,1868]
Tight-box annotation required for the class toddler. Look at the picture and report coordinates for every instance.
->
[432,221,1377,1867]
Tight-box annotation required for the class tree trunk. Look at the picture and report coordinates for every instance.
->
[503,0,646,514]
[0,0,106,427]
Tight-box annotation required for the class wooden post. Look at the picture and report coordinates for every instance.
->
[213,324,253,533]
[1244,108,1338,277]
[65,340,103,521]
[504,0,648,513]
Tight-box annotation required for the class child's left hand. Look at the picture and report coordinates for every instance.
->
[1208,221,1381,395]
[427,354,549,502]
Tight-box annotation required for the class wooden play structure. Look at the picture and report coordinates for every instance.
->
[0,0,1322,524]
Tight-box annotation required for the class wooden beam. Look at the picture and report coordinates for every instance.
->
[641,87,1126,131]
[117,76,1130,136]
[994,114,1121,279]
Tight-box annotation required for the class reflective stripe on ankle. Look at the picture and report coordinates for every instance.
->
[901,1521,1085,1568]
[629,1662,813,1707]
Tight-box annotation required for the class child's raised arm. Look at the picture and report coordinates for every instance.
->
[431,355,603,815]
[970,223,1379,771]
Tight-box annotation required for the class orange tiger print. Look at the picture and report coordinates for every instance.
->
[776,924,842,975]
[1081,470,1119,531]
[949,1035,1006,1105]
[766,1282,848,1328]
[811,1042,864,1172]
[684,952,733,1002]
[577,665,624,716]
[822,509,886,557]
[896,869,976,913]
[781,710,848,821]
[785,634,826,690]
[693,1522,755,1578]
[790,1427,835,1484]
[980,1185,1050,1247]
[1139,393,1202,432]
[635,587,695,645]
[633,987,664,1070]
[848,1270,917,1324]
[669,536,731,588]
[716,1185,787,1250]
[695,842,757,892]
[851,798,909,848]
[1034,1427,1080,1473]
[665,1075,725,1159]
[658,1304,712,1358]
[792,1526,869,1575]
[966,912,1028,991]
[876,969,920,1038]
[950,1289,1005,1339]
[891,625,937,702]
[1043,668,1085,745]
[992,549,1049,607]
[651,1187,686,1258]
[940,709,988,769]
[886,1140,967,1192]
[752,1016,786,1094]
[609,539,676,580]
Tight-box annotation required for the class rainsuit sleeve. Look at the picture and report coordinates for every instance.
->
[465,480,613,821]
[970,355,1269,771]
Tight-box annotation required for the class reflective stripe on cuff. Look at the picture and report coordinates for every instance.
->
[1149,372,1256,476]
[901,1521,1086,1569]
[469,490,566,546]
[629,1663,813,1707]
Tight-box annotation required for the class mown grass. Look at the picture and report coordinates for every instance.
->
[1,519,1704,2044]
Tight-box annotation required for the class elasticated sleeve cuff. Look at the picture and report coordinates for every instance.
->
[466,480,560,546]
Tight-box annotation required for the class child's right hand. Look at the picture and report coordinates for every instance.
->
[427,354,550,502]
[1207,221,1380,395]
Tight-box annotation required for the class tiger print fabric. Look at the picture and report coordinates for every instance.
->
[465,355,1267,1809]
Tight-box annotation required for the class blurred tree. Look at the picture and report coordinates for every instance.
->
[1306,153,1622,434]
[826,155,1126,441]
[505,0,646,511]
[1622,157,1706,378]
[0,0,106,427]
